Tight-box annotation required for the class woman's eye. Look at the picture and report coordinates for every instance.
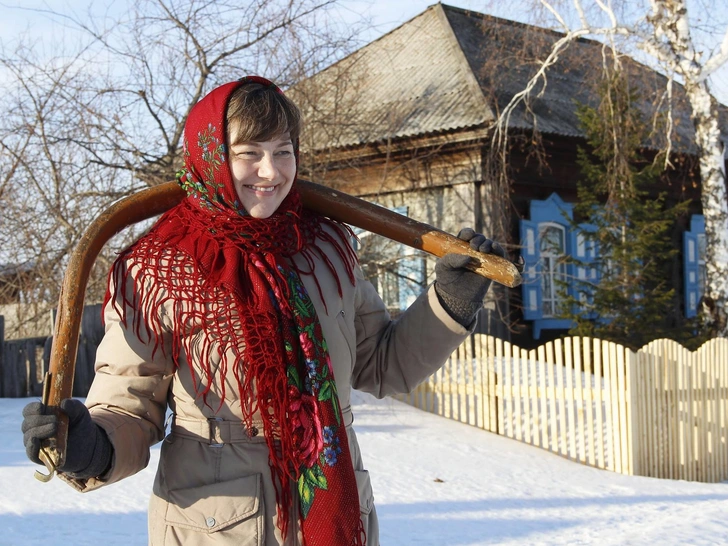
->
[276,150,293,157]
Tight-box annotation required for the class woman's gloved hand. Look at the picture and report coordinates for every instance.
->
[434,228,506,326]
[21,398,113,479]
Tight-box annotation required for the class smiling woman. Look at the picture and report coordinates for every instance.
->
[20,75,506,546]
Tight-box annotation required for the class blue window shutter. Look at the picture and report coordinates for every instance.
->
[520,219,542,320]
[684,230,699,318]
[684,214,706,319]
[570,223,598,315]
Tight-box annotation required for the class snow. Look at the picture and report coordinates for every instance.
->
[2,391,728,545]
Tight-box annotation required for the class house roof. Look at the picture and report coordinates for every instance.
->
[443,5,723,153]
[292,3,727,155]
[289,4,492,150]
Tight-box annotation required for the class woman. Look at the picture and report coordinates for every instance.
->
[22,76,505,545]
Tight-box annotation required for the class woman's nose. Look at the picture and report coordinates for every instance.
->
[257,153,278,180]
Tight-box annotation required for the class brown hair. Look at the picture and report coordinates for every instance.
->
[226,82,301,146]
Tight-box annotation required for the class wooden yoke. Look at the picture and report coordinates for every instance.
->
[35,183,185,482]
[297,180,522,288]
[35,179,522,482]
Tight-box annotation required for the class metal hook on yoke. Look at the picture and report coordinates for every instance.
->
[34,372,58,482]
[35,447,57,482]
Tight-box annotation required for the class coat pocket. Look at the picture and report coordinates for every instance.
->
[355,469,374,515]
[163,474,264,545]
[355,469,378,545]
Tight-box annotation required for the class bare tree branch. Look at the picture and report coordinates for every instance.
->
[0,0,366,338]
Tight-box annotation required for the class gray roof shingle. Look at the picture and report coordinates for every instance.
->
[444,5,713,151]
[293,3,727,155]
[290,5,492,149]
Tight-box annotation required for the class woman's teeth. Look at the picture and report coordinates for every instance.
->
[246,185,276,192]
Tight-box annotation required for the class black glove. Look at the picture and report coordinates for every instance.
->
[21,398,113,480]
[435,228,506,326]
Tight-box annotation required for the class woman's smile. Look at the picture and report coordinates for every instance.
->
[243,184,279,193]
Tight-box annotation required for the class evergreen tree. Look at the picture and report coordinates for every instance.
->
[558,69,693,350]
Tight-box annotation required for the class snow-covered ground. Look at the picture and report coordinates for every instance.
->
[2,391,728,545]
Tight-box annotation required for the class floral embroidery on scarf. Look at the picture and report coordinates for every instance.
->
[278,266,348,520]
[177,125,248,216]
[323,425,343,466]
[197,123,226,191]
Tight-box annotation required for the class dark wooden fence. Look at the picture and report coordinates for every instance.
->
[0,304,104,398]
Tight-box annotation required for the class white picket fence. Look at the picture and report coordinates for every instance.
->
[394,335,728,483]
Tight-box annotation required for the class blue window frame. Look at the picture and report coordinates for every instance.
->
[519,193,598,339]
[684,214,706,318]
[522,202,705,328]
[519,218,541,320]
[519,193,574,339]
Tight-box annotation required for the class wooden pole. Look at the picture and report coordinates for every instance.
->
[35,179,522,482]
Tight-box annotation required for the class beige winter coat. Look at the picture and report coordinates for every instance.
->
[72,228,473,545]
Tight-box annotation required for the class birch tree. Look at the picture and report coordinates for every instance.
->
[488,0,728,334]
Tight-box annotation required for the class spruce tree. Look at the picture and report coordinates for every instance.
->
[558,69,692,350]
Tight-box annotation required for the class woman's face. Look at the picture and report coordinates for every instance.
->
[228,133,296,219]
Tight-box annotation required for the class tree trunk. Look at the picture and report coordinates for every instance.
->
[687,81,728,334]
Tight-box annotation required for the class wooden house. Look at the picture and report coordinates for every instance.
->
[290,3,728,347]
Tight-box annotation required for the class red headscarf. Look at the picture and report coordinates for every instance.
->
[106,77,365,545]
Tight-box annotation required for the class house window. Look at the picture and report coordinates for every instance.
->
[539,223,566,317]
[519,193,596,339]
[683,214,706,318]
[352,205,427,314]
